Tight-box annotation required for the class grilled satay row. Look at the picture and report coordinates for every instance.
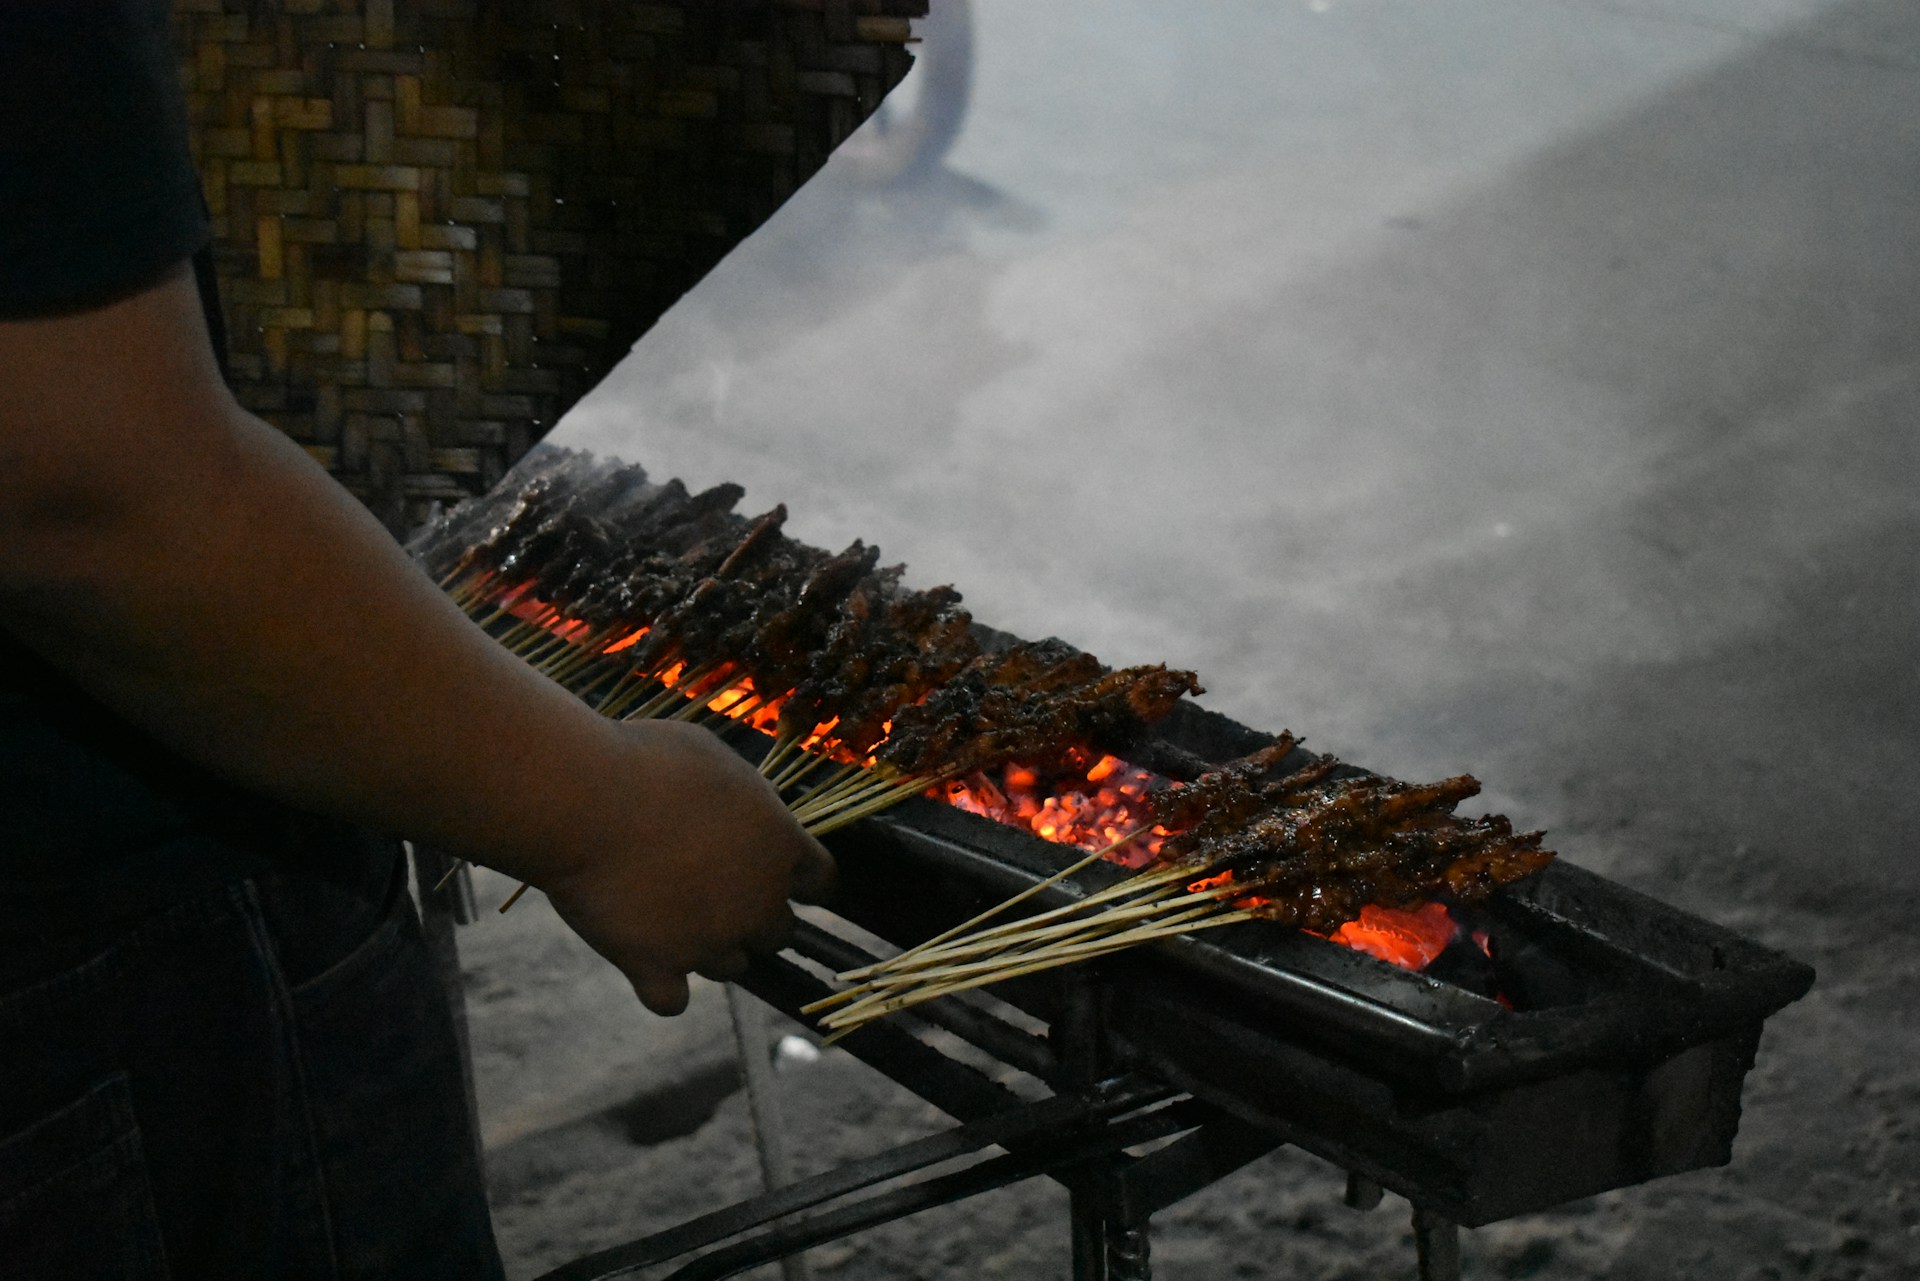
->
[415,452,1551,915]
[1144,742,1553,932]
[413,451,1206,775]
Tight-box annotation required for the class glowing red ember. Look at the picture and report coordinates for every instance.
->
[1329,903,1458,970]
[940,758,1464,973]
[939,752,1170,866]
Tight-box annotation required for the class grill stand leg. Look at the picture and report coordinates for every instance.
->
[726,986,812,1281]
[1104,1216,1152,1281]
[1055,971,1154,1281]
[1412,1205,1461,1281]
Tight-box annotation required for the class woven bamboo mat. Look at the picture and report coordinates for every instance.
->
[172,0,925,532]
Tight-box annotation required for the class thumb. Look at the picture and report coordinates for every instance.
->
[791,834,837,905]
[630,968,692,1017]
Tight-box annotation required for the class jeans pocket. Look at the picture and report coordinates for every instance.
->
[0,1073,171,1280]
[283,890,504,1280]
[283,883,407,1012]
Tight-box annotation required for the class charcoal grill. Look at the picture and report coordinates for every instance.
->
[528,695,1813,1281]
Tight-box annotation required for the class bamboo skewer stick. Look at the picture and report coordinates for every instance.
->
[519,610,573,647]
[829,899,1228,1013]
[623,670,711,722]
[805,772,955,838]
[646,661,729,716]
[499,881,531,912]
[790,771,911,826]
[808,864,1198,1008]
[668,673,751,722]
[805,886,1213,1017]
[445,573,491,610]
[521,629,582,670]
[838,827,1151,980]
[810,878,1209,1015]
[758,730,800,776]
[495,618,548,654]
[787,764,889,821]
[889,869,1200,964]
[570,665,630,706]
[695,692,770,731]
[593,667,652,716]
[876,862,1195,955]
[545,644,618,691]
[771,737,848,788]
[475,593,537,631]
[770,749,843,795]
[597,670,669,721]
[825,906,1248,1028]
[771,753,848,800]
[853,882,1225,981]
[548,624,598,659]
[818,910,1253,1038]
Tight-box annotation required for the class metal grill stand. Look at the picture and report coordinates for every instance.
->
[535,922,1463,1281]
[506,675,1804,1281]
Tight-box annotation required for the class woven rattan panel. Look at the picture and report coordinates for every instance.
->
[172,0,924,532]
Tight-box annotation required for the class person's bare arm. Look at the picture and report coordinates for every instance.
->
[0,264,831,1015]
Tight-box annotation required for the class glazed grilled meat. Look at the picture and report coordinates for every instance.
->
[425,453,1553,937]
[1160,772,1552,933]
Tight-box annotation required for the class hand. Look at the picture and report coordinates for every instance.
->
[531,720,836,1015]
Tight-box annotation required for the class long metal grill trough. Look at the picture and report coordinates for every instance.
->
[536,694,1812,1281]
[413,451,1813,1280]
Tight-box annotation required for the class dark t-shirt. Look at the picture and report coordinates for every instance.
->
[0,0,391,928]
[0,0,210,316]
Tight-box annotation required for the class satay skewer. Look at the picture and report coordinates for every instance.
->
[806,861,1197,1012]
[620,668,715,722]
[786,765,894,821]
[827,898,1234,1019]
[771,749,849,795]
[803,773,957,837]
[758,729,802,776]
[668,673,756,722]
[832,826,1152,985]
[815,884,1233,1017]
[818,910,1253,1040]
[850,879,1227,983]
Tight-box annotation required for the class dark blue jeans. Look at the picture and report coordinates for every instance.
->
[0,840,505,1279]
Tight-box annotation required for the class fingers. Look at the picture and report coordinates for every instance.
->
[741,903,799,956]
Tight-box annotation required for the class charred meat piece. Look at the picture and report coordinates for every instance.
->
[1158,773,1553,933]
[873,648,1201,779]
[1146,735,1301,839]
[410,447,599,579]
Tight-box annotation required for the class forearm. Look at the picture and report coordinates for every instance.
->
[2,265,831,1015]
[0,271,625,884]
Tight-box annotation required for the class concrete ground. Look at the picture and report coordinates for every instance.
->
[462,1,1920,1277]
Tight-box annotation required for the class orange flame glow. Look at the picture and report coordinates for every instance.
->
[939,755,1462,973]
[940,753,1170,867]
[474,572,1464,975]
[1328,903,1458,971]
[1183,868,1271,910]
